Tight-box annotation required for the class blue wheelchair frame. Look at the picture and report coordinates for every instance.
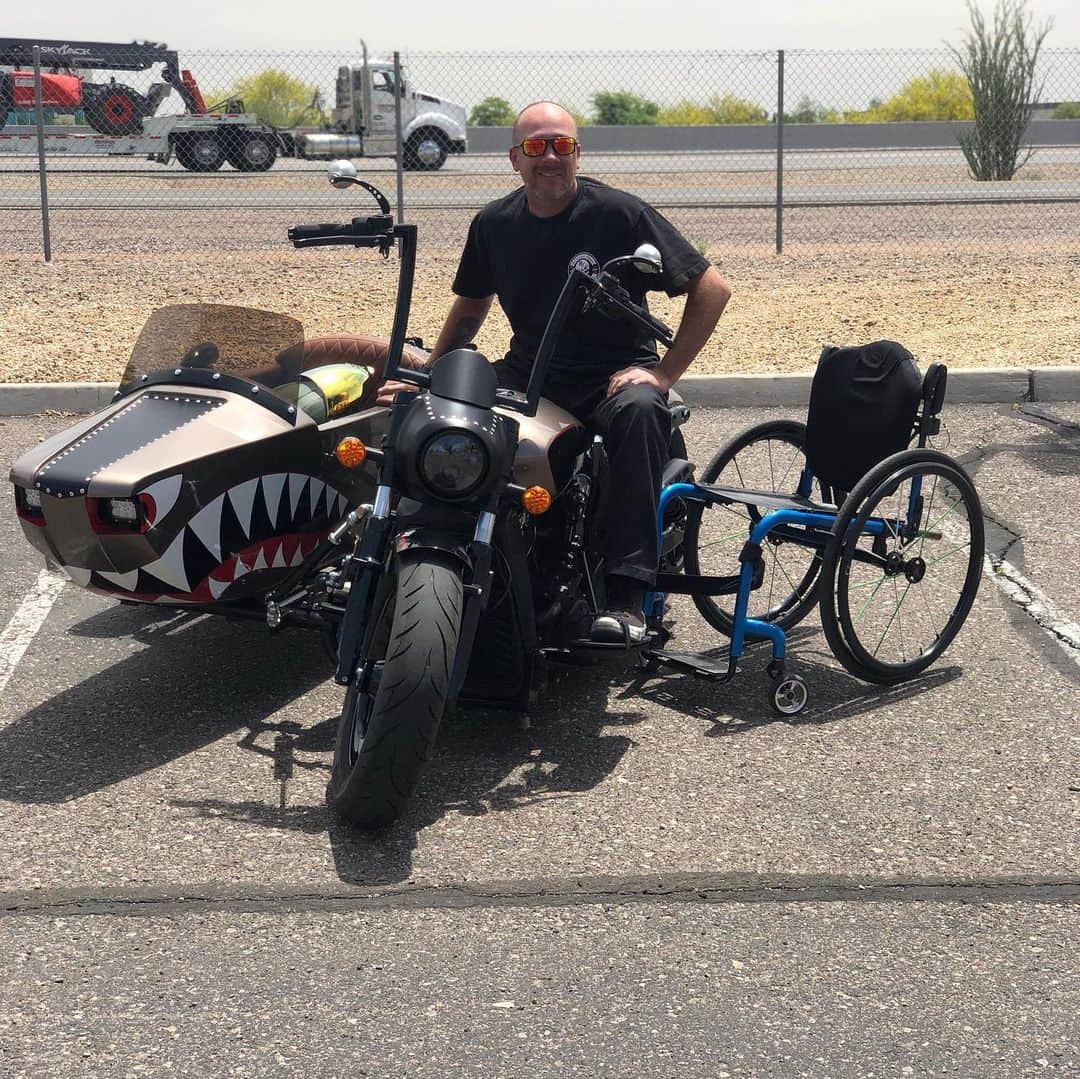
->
[645,469,923,680]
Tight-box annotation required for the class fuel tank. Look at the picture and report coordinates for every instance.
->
[501,397,588,495]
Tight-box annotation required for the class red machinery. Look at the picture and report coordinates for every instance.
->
[0,37,205,135]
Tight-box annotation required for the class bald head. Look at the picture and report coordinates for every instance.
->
[512,101,578,143]
[509,100,581,216]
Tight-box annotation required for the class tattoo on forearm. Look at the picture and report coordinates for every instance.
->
[450,316,482,347]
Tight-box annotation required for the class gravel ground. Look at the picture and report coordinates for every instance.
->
[3,240,1077,384]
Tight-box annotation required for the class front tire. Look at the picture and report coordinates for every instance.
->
[83,84,145,136]
[403,128,449,171]
[329,554,463,829]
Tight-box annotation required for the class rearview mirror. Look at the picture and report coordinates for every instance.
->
[631,243,662,274]
[329,159,359,188]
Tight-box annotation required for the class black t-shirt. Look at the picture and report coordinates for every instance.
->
[452,177,710,388]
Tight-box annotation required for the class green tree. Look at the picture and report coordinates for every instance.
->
[226,69,326,127]
[657,99,715,125]
[592,90,659,125]
[469,96,515,126]
[657,94,767,125]
[783,95,841,124]
[706,93,768,124]
[866,69,974,121]
[949,0,1053,180]
[1051,101,1080,118]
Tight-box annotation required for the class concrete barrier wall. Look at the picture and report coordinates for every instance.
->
[467,119,1080,154]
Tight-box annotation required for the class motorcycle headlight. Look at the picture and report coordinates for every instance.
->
[419,430,488,497]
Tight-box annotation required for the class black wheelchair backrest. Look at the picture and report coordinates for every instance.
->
[913,361,948,442]
[922,362,948,417]
[805,339,923,494]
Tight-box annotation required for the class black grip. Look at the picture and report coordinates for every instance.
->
[619,295,676,347]
[288,222,348,242]
[645,310,675,343]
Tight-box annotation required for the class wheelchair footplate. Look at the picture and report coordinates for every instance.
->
[541,626,662,665]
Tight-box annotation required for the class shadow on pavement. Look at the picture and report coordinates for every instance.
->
[619,638,963,736]
[0,603,331,803]
[169,657,646,886]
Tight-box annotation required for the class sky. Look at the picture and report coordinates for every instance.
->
[6,0,1079,54]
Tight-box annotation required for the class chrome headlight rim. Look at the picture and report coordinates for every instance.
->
[418,429,489,498]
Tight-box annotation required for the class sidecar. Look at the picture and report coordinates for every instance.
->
[10,304,393,608]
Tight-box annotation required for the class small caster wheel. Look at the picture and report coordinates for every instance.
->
[770,673,808,716]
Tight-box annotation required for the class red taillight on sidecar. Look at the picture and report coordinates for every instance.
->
[13,485,45,526]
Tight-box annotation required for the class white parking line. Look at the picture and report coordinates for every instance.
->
[985,555,1080,667]
[0,568,67,695]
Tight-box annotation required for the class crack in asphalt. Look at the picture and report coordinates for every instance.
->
[2,874,1077,919]
[955,420,1079,666]
[986,555,1080,661]
[1014,403,1080,438]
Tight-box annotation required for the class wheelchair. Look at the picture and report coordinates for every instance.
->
[643,347,985,716]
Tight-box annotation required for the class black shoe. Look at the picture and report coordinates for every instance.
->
[590,609,647,644]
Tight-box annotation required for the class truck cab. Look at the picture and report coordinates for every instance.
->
[332,59,467,170]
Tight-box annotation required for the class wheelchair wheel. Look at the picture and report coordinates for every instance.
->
[819,449,984,685]
[684,420,825,635]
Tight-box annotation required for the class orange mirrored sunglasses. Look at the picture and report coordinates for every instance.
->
[516,135,580,157]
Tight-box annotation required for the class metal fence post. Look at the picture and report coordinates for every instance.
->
[393,51,405,224]
[32,46,52,262]
[776,48,784,256]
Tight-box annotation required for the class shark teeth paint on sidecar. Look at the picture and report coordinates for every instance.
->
[10,385,375,605]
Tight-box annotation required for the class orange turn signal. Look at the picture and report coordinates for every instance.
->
[521,485,552,515]
[335,436,367,468]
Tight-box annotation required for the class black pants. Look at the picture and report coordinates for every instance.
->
[494,361,671,586]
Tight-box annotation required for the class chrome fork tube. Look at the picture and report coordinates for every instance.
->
[372,485,392,519]
[473,511,496,545]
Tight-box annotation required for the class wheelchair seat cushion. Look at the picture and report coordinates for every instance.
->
[805,339,922,493]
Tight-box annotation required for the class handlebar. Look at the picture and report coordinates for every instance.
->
[288,215,394,249]
[586,272,676,349]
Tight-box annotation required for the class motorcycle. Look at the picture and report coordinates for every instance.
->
[9,163,692,829]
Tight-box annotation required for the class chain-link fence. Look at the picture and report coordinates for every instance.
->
[2,41,1078,257]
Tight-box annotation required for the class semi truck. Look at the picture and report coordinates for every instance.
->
[0,37,467,171]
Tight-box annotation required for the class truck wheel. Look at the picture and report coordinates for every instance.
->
[404,129,449,171]
[175,133,225,172]
[0,74,12,133]
[83,84,145,136]
[224,131,278,172]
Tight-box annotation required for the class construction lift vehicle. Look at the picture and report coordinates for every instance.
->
[0,37,467,171]
[0,38,204,136]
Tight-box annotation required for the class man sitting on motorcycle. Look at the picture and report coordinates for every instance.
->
[381,101,732,643]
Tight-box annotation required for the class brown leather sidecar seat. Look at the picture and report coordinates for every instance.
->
[299,334,429,411]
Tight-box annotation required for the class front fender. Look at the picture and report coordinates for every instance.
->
[404,112,466,144]
[394,527,473,571]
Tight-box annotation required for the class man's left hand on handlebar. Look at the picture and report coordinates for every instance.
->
[376,378,421,405]
[606,365,674,397]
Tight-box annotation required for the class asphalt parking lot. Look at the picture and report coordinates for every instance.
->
[1,401,1077,1076]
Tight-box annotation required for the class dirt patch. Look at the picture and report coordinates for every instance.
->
[2,242,1077,384]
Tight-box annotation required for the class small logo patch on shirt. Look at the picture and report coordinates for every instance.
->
[568,251,600,277]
